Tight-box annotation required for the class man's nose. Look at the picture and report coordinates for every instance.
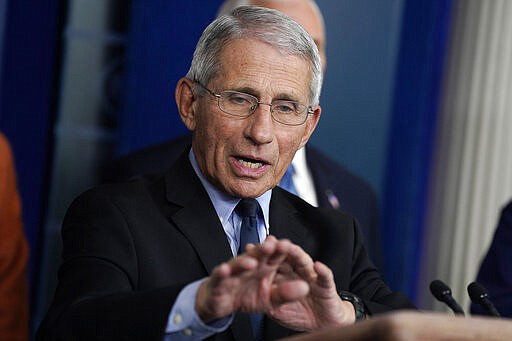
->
[245,103,274,144]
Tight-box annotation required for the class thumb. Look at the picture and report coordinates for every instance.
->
[271,280,310,306]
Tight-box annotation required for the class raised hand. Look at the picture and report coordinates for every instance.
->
[195,236,310,322]
[267,243,356,331]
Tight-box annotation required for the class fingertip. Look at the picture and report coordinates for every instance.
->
[313,260,328,272]
[314,261,334,284]
[272,280,310,304]
[240,255,259,268]
[295,280,310,296]
[211,262,231,280]
[276,238,292,252]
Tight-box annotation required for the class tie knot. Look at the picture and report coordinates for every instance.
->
[235,198,260,218]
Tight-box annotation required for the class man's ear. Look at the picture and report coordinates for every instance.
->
[175,77,197,131]
[299,105,321,148]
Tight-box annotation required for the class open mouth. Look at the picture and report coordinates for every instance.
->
[235,153,271,170]
[237,158,264,169]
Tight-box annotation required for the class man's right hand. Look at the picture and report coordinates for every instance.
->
[195,236,311,322]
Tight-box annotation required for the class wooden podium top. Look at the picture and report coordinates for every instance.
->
[279,311,512,341]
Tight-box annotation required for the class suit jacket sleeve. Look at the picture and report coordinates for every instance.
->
[348,217,416,314]
[472,200,512,317]
[36,186,184,341]
[269,191,415,318]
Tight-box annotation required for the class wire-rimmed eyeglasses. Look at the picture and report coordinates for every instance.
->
[195,82,314,126]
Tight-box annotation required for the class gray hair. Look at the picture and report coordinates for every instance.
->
[185,6,323,105]
[216,0,325,35]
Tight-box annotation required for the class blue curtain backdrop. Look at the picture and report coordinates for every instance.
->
[119,0,223,155]
[0,0,64,303]
[382,0,453,300]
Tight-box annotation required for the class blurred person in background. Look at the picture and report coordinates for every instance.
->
[472,199,512,317]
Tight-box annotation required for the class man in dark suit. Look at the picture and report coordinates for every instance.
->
[472,200,512,317]
[111,0,382,267]
[38,6,413,341]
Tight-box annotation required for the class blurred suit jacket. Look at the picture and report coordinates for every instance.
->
[39,151,413,341]
[109,134,382,267]
[472,200,512,317]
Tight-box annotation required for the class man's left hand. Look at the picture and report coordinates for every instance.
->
[260,243,356,331]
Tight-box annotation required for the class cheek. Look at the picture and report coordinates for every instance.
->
[278,127,307,149]
[194,114,237,159]
[196,108,232,135]
[276,129,305,165]
[194,111,220,141]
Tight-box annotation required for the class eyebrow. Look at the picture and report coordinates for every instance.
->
[228,86,301,102]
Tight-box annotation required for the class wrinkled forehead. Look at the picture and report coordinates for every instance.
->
[218,37,312,70]
[213,38,312,98]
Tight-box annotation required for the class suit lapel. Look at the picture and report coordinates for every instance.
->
[268,188,309,244]
[164,153,233,274]
[163,154,255,340]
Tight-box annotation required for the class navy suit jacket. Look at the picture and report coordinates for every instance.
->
[472,200,512,317]
[108,134,382,267]
[39,152,413,341]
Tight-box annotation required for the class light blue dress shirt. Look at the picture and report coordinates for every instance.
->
[163,149,271,340]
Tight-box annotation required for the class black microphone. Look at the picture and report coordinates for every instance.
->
[467,281,501,317]
[429,279,465,315]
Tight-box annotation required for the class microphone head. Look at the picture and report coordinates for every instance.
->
[430,279,452,302]
[467,281,489,303]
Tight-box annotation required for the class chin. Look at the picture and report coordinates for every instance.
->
[232,183,270,198]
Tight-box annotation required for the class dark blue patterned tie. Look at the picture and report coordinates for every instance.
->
[236,198,260,254]
[235,198,263,340]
